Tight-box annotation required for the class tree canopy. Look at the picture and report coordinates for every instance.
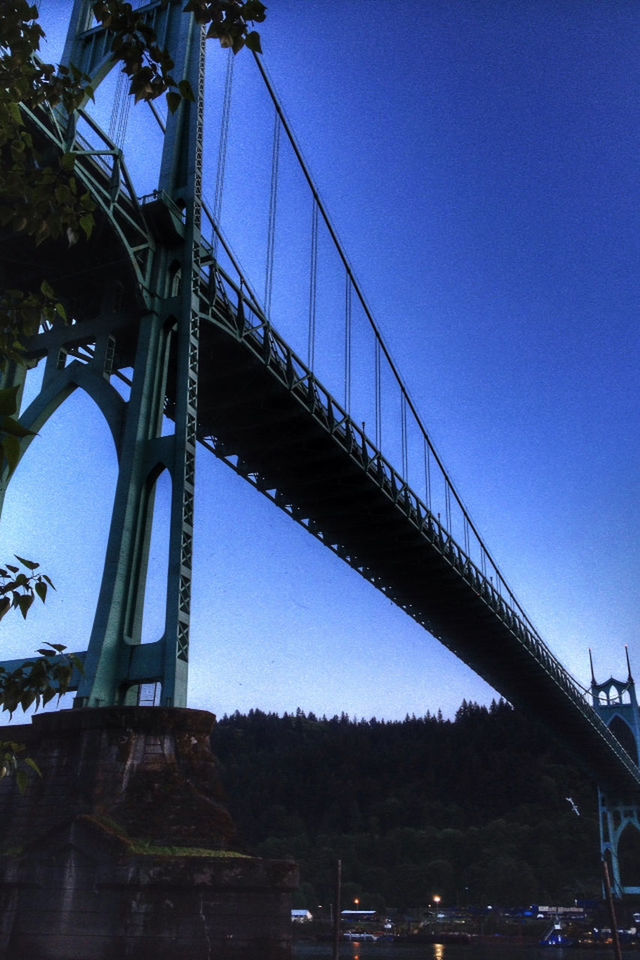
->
[214,702,601,911]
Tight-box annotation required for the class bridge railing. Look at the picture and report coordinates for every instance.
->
[201,255,640,791]
[199,240,541,627]
[19,101,153,291]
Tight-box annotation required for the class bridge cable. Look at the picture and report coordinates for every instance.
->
[108,70,131,148]
[344,275,352,413]
[264,108,281,317]
[308,199,318,371]
[423,437,432,511]
[375,340,382,450]
[213,50,235,258]
[401,394,408,481]
[251,52,547,640]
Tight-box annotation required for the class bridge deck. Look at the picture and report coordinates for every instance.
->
[194,282,640,797]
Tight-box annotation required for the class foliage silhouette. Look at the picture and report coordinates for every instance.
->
[215,700,600,910]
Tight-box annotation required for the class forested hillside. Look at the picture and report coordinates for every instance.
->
[213,700,601,911]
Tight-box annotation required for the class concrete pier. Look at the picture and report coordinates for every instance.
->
[0,707,297,959]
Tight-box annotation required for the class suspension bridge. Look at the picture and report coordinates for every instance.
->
[2,2,640,891]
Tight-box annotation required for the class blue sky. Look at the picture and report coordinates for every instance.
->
[2,1,639,721]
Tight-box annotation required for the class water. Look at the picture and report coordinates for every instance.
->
[294,942,628,960]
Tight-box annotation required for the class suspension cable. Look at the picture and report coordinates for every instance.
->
[344,274,352,413]
[308,199,318,371]
[252,52,545,640]
[264,107,280,317]
[423,436,432,510]
[108,71,130,148]
[401,393,408,481]
[375,339,381,450]
[213,50,234,255]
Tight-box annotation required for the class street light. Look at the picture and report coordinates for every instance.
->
[433,895,441,923]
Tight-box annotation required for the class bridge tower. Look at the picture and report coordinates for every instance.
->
[591,649,640,896]
[0,1,205,708]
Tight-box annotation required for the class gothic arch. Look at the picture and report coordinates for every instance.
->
[608,714,638,764]
[17,361,125,467]
[618,821,640,888]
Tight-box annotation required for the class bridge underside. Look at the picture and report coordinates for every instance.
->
[194,300,637,798]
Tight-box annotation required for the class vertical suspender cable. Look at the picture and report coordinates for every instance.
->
[252,52,544,640]
[108,72,123,142]
[375,339,381,449]
[344,275,352,413]
[308,199,318,370]
[401,393,408,481]
[424,436,432,511]
[117,82,131,147]
[109,71,130,148]
[213,50,234,257]
[265,108,281,317]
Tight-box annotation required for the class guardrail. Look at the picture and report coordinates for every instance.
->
[201,258,640,792]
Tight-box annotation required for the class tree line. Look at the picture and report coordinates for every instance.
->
[213,700,601,912]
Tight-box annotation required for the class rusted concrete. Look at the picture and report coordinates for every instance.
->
[0,708,298,959]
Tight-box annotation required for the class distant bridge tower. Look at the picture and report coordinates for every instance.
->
[591,648,640,896]
[0,1,205,708]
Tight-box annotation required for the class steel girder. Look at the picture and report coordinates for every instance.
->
[0,1,203,708]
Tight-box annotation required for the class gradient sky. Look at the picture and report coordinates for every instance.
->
[1,1,639,722]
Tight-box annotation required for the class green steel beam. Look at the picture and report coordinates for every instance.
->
[0,0,204,708]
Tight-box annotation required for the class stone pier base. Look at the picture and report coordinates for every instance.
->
[0,707,298,959]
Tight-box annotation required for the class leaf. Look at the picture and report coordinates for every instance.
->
[178,79,195,102]
[1,435,21,475]
[19,692,34,714]
[0,598,10,622]
[245,31,262,54]
[24,757,41,777]
[35,581,47,603]
[0,387,19,416]
[0,417,34,440]
[17,594,34,620]
[15,769,28,795]
[14,556,39,571]
[79,214,93,239]
[59,153,75,173]
[6,102,23,126]
[243,0,267,22]
[166,90,181,114]
[40,279,55,298]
